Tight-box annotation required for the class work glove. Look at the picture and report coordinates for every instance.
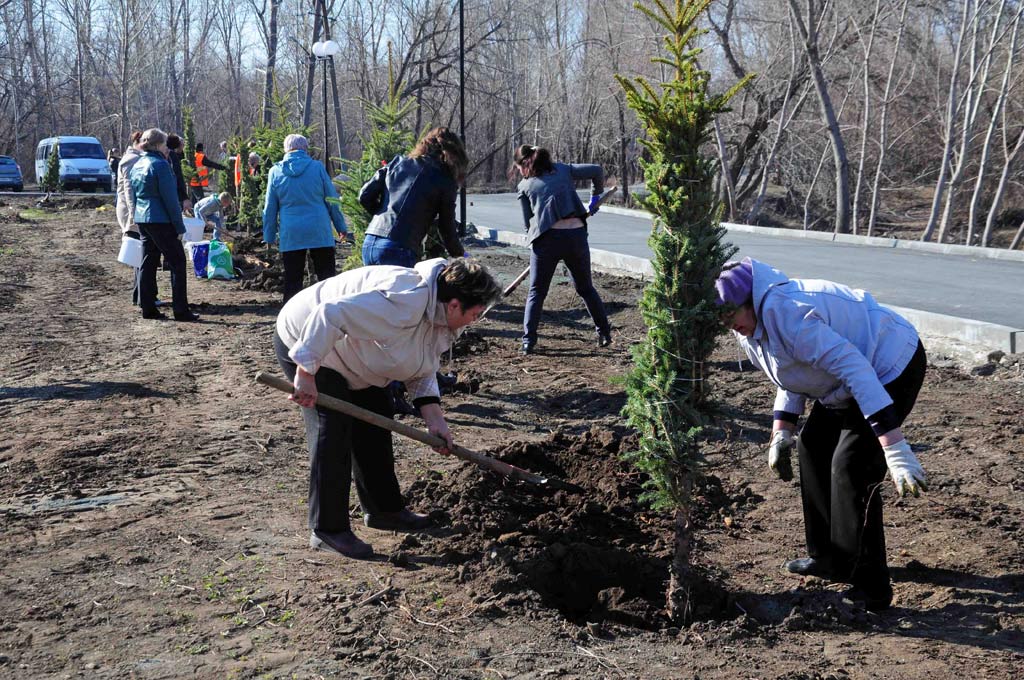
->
[588,194,601,215]
[882,440,928,497]
[767,430,795,482]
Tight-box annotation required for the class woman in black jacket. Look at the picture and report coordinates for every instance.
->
[358,127,467,267]
[165,134,191,213]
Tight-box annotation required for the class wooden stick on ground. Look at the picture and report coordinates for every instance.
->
[255,371,551,487]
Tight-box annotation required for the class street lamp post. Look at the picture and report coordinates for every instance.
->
[312,39,340,175]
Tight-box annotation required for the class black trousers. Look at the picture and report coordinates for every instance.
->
[524,228,610,345]
[796,341,927,590]
[274,333,403,533]
[281,247,336,303]
[138,222,189,315]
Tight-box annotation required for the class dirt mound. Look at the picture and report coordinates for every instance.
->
[404,428,749,627]
[54,196,112,210]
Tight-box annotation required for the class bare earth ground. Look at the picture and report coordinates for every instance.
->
[0,196,1022,680]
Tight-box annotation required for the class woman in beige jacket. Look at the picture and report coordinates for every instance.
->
[274,257,501,558]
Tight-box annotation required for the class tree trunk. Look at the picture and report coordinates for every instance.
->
[261,0,280,125]
[867,0,910,237]
[922,0,974,242]
[302,11,321,127]
[967,5,1021,245]
[851,0,882,234]
[788,0,851,233]
[667,487,693,623]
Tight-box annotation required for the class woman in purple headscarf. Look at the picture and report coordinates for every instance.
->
[715,257,928,612]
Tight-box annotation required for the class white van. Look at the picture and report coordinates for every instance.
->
[35,136,113,192]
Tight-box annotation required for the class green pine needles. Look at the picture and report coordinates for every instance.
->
[181,106,197,186]
[41,140,61,193]
[618,0,751,510]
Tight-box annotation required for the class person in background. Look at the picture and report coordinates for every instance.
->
[107,148,121,178]
[116,131,144,305]
[274,257,501,558]
[165,134,192,213]
[512,144,611,355]
[358,126,467,268]
[715,257,928,611]
[194,192,234,241]
[262,134,348,303]
[234,151,262,192]
[130,128,199,322]
[190,141,228,205]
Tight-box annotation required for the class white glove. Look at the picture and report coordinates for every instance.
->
[768,430,796,482]
[882,439,927,498]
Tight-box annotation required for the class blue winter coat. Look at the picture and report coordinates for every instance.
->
[262,150,347,252]
[130,152,185,234]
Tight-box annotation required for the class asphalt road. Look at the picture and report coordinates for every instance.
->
[465,193,1024,330]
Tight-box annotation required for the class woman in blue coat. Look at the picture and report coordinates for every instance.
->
[129,128,197,321]
[262,134,348,303]
[513,145,611,354]
[716,258,928,611]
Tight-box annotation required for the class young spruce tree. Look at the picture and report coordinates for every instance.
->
[41,140,62,194]
[181,105,197,187]
[616,0,751,622]
[335,61,416,271]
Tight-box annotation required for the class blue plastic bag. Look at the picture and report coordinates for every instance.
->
[188,241,210,278]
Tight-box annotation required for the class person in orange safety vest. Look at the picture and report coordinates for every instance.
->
[189,142,228,204]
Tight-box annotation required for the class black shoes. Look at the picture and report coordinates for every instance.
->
[598,331,612,348]
[364,509,432,532]
[174,311,200,322]
[310,530,373,559]
[141,309,166,320]
[520,342,535,355]
[785,557,834,578]
[843,584,893,611]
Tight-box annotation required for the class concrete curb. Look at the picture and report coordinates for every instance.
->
[472,224,1022,354]
[598,205,1024,263]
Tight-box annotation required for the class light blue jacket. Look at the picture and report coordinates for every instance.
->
[517,162,603,243]
[262,150,347,252]
[129,152,185,234]
[736,259,919,423]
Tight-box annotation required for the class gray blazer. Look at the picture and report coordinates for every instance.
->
[517,162,603,243]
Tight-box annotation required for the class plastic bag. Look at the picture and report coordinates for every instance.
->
[206,239,235,280]
[188,241,210,278]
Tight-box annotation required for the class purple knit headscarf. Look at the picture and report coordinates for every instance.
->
[714,257,754,306]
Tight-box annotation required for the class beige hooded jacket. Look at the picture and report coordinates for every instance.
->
[276,258,456,402]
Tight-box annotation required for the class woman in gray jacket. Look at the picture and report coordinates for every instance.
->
[513,145,611,354]
[716,257,928,611]
[275,257,501,559]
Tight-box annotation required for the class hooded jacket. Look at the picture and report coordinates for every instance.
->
[735,259,919,434]
[116,145,143,234]
[517,162,603,244]
[360,155,465,258]
[276,258,456,404]
[262,150,347,252]
[130,152,186,234]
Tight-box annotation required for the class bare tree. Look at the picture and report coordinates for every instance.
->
[787,0,852,233]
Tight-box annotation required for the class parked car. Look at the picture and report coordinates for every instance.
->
[35,136,113,192]
[0,155,24,191]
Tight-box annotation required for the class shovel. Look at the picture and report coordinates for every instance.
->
[255,371,569,489]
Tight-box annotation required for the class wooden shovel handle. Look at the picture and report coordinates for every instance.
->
[255,371,548,486]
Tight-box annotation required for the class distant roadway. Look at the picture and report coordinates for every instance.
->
[465,193,1024,333]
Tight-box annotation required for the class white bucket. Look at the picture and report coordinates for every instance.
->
[117,235,143,268]
[182,217,205,243]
